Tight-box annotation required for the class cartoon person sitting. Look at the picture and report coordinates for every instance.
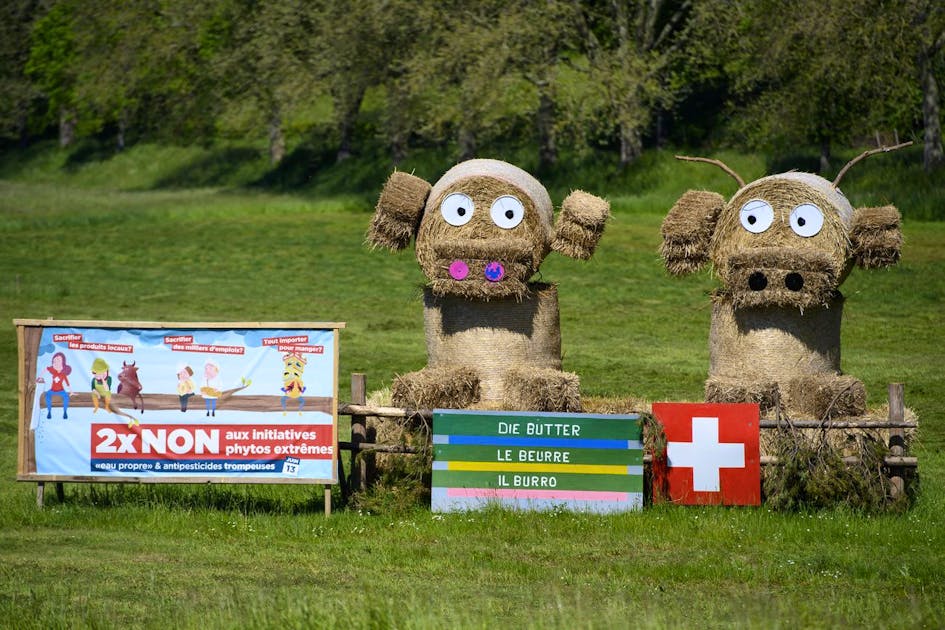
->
[37,351,73,419]
[280,352,307,415]
[201,360,222,417]
[177,364,196,412]
[90,358,112,414]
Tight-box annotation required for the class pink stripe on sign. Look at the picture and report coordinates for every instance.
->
[446,488,630,502]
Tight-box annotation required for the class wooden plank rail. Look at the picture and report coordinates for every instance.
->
[339,403,432,421]
[337,405,916,430]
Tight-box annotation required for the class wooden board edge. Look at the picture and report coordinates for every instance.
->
[13,319,346,330]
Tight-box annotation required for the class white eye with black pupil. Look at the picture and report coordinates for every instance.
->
[790,203,824,237]
[490,195,525,229]
[739,199,774,234]
[440,192,474,226]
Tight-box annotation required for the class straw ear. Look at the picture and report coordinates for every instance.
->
[660,190,725,275]
[367,171,431,250]
[850,205,902,269]
[551,190,610,260]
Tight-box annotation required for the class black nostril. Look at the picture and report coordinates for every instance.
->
[785,273,804,291]
[748,272,768,291]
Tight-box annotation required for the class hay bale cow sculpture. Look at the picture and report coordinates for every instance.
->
[368,159,610,411]
[660,146,909,419]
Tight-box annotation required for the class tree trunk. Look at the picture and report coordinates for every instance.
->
[386,80,409,165]
[619,123,642,167]
[919,49,944,171]
[537,89,557,172]
[390,135,407,166]
[18,112,29,148]
[268,112,285,165]
[458,127,476,162]
[59,107,76,148]
[336,116,354,162]
[116,111,127,152]
[335,87,365,163]
[819,139,831,174]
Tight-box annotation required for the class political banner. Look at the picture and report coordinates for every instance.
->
[651,402,760,506]
[15,320,343,484]
[431,409,644,513]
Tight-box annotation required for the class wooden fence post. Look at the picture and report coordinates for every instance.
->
[887,383,906,500]
[350,373,367,493]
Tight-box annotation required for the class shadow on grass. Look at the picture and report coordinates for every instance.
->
[62,138,120,171]
[49,482,332,515]
[152,146,267,189]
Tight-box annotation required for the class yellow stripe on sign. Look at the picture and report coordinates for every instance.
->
[446,461,630,475]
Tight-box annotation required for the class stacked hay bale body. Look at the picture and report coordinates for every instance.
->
[369,159,609,412]
[661,166,902,421]
[661,154,915,507]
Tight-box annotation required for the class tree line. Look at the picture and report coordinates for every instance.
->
[2,0,942,172]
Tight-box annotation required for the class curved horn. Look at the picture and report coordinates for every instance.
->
[675,155,745,188]
[833,141,913,188]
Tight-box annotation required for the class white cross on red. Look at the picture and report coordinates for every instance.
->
[667,416,745,492]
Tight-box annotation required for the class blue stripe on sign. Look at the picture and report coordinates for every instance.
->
[433,435,634,449]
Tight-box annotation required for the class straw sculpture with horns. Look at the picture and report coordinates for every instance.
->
[368,158,610,411]
[661,144,910,419]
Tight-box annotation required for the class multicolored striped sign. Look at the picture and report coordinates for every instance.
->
[431,409,643,513]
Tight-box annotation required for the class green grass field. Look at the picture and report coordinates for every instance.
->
[1,143,943,628]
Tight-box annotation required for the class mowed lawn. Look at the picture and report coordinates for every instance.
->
[0,149,943,627]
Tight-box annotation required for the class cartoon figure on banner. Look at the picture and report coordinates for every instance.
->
[201,360,222,417]
[88,357,140,427]
[36,351,73,419]
[199,360,252,417]
[368,158,610,411]
[660,144,909,419]
[90,358,113,414]
[177,364,195,412]
[280,351,307,415]
[117,360,144,414]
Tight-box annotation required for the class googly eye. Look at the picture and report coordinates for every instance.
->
[440,193,474,226]
[790,203,824,237]
[739,199,774,234]
[490,195,525,229]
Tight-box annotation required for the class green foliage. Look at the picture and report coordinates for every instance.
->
[763,430,899,513]
[24,0,77,127]
[2,0,942,174]
[0,0,39,142]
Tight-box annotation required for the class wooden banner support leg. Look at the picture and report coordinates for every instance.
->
[36,482,45,509]
[324,485,331,517]
[887,383,906,500]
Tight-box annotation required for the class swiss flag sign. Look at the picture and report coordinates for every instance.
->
[651,403,760,506]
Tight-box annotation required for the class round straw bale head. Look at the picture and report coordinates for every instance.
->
[710,173,856,289]
[415,160,554,298]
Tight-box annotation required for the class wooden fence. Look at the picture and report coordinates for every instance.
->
[336,375,917,504]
